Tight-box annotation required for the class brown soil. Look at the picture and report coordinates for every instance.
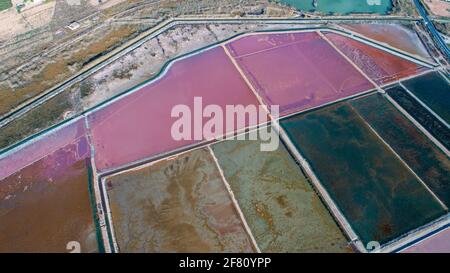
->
[0,159,98,253]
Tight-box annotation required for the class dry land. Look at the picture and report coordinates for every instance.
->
[105,148,255,253]
[423,0,450,17]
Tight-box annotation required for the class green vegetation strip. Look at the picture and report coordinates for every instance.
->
[0,0,12,12]
[86,159,106,253]
[0,91,72,149]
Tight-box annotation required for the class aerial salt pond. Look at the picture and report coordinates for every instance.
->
[281,103,446,245]
[341,23,432,60]
[105,148,255,252]
[281,0,393,15]
[0,120,98,252]
[0,27,443,252]
[211,129,351,252]
[351,94,450,207]
[225,31,374,116]
[0,119,88,181]
[88,47,261,171]
[324,32,427,85]
[387,85,450,150]
[401,72,450,124]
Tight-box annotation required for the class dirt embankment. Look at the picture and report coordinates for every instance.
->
[0,23,143,116]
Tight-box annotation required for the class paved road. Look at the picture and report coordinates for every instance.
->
[414,0,450,59]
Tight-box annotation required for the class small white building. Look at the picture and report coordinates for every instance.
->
[66,21,80,31]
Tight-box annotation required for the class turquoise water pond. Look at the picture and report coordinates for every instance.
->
[281,0,393,15]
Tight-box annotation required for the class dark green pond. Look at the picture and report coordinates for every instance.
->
[402,72,450,124]
[212,129,351,252]
[351,93,450,207]
[281,103,446,245]
[387,85,450,150]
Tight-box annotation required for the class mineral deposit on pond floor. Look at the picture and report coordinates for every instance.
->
[341,23,432,60]
[211,131,352,253]
[402,227,450,253]
[87,46,261,171]
[105,148,255,253]
[281,103,446,245]
[324,32,427,85]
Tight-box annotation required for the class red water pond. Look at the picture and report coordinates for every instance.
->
[226,31,374,116]
[1,30,427,175]
[342,24,432,60]
[324,32,427,85]
[87,47,261,171]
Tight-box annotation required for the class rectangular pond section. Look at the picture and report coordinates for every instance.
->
[324,32,427,85]
[211,129,351,252]
[226,31,373,116]
[386,85,450,150]
[401,72,450,124]
[281,103,446,245]
[88,46,261,171]
[0,118,87,181]
[351,93,450,207]
[402,226,450,253]
[0,121,98,252]
[105,147,255,253]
